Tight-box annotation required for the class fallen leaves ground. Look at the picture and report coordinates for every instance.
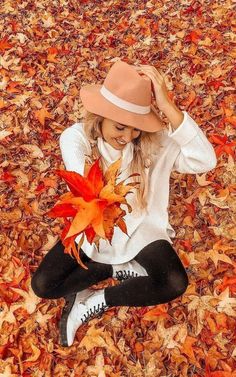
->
[0,0,235,376]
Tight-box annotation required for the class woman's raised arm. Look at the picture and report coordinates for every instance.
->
[168,111,217,174]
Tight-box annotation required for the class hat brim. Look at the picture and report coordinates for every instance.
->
[80,84,163,133]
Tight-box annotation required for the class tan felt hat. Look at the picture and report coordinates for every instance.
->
[80,60,163,132]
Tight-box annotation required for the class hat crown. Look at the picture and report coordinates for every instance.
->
[103,61,152,106]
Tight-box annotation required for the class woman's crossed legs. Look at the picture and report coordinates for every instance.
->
[31,239,189,307]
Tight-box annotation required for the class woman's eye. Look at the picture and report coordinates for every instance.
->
[115,126,140,133]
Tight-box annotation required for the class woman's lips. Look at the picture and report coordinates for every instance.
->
[115,138,126,145]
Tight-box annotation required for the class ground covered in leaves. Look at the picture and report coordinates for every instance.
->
[0,0,235,376]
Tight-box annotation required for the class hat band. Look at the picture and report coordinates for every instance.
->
[100,85,150,115]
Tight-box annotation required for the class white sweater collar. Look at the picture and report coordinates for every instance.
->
[97,137,134,171]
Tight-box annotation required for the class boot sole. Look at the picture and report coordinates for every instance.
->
[59,293,77,347]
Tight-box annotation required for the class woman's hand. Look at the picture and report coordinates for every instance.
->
[133,64,184,129]
[133,65,171,111]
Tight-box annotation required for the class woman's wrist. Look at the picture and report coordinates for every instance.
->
[159,101,184,130]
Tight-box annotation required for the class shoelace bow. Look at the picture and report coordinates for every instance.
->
[82,302,109,323]
[115,270,139,281]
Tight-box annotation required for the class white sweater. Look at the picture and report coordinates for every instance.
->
[59,111,217,264]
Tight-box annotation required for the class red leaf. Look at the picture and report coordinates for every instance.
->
[185,202,196,218]
[47,203,77,218]
[224,145,235,158]
[210,134,227,145]
[61,218,72,240]
[185,30,202,44]
[0,170,16,182]
[35,182,46,192]
[207,80,225,91]
[86,157,105,196]
[85,226,96,243]
[54,169,96,200]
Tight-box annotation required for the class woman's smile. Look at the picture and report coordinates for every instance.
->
[115,138,127,146]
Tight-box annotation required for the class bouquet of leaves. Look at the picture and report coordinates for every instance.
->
[46,158,140,269]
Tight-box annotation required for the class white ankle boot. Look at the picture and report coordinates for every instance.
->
[112,259,148,281]
[59,288,109,347]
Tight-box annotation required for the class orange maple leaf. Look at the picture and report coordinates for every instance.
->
[0,36,13,51]
[46,158,140,269]
[181,336,198,360]
[34,107,54,127]
[225,116,236,127]
[185,29,202,44]
[47,47,60,63]
[6,81,22,94]
[142,305,169,321]
[216,275,236,294]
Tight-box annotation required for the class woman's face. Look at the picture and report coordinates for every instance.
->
[100,118,141,150]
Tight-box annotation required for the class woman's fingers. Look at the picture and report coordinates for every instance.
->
[134,65,165,78]
[144,71,163,85]
[135,66,164,82]
[133,66,167,92]
[133,65,143,70]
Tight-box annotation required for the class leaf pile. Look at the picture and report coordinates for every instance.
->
[0,0,235,376]
[46,157,139,269]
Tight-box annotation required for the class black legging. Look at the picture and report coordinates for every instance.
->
[31,239,189,307]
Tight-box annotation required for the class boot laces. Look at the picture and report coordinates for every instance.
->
[81,302,109,323]
[115,270,139,281]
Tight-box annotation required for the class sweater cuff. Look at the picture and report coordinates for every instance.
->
[167,111,199,146]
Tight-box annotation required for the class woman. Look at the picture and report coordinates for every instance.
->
[31,61,217,347]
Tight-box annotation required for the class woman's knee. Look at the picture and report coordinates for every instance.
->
[136,239,189,294]
[169,268,189,297]
[31,271,53,299]
[135,239,180,273]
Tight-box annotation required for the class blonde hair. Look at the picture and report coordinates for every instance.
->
[81,107,164,212]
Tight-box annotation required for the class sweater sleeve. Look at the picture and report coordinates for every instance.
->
[167,111,217,174]
[59,123,91,176]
